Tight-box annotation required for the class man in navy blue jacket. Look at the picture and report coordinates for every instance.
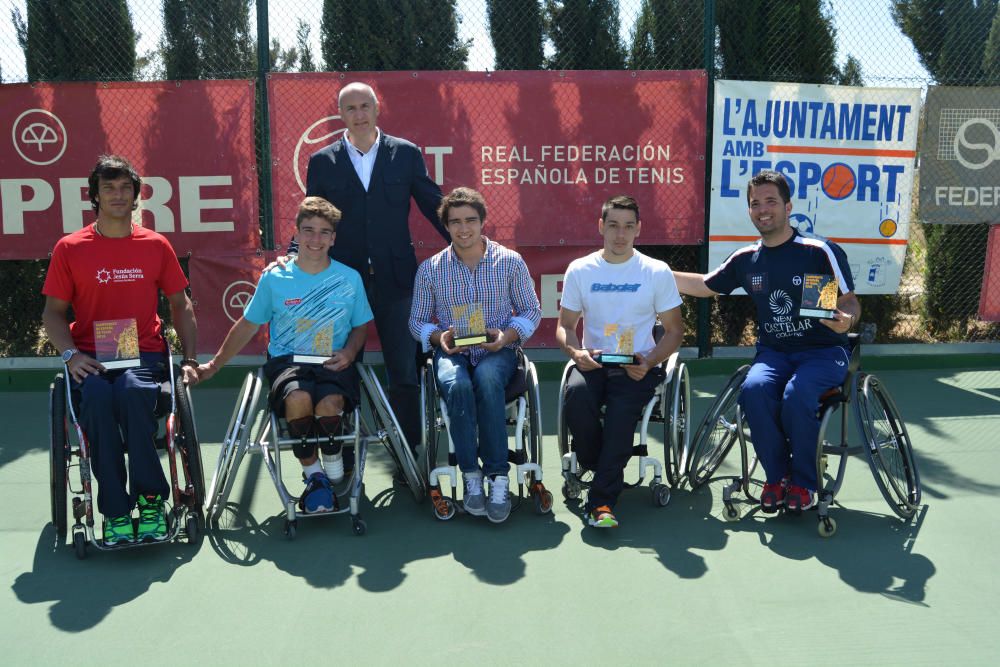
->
[299,82,449,453]
[674,170,860,514]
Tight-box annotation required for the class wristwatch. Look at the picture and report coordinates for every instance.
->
[61,348,78,363]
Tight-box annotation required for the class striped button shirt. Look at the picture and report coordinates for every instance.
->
[409,236,541,366]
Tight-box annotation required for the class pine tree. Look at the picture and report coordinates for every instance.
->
[627,0,704,70]
[488,0,544,69]
[13,0,136,82]
[545,0,626,70]
[297,20,317,73]
[161,0,254,79]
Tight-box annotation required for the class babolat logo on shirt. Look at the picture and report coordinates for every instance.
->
[590,282,641,292]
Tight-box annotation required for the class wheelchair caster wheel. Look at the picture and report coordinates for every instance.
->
[185,514,200,544]
[652,483,671,507]
[352,518,367,536]
[73,532,87,560]
[562,482,580,500]
[432,496,457,521]
[534,490,554,514]
[723,505,740,522]
[284,520,297,540]
[818,516,837,537]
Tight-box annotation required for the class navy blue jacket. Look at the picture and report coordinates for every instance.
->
[303,132,448,299]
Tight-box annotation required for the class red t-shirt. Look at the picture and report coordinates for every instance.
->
[42,224,189,352]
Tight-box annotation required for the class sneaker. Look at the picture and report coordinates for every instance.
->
[103,514,135,545]
[760,481,786,514]
[136,495,168,542]
[785,485,816,513]
[462,472,486,516]
[486,475,512,524]
[587,505,619,528]
[302,472,336,513]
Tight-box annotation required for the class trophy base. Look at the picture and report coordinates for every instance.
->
[596,353,637,367]
[453,334,488,347]
[798,308,837,319]
[293,354,330,365]
[102,358,141,370]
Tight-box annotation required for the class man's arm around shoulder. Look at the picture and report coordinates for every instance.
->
[673,271,719,298]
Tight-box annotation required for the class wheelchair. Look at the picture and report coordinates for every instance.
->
[555,350,691,508]
[420,347,553,520]
[686,335,922,537]
[204,363,425,539]
[49,353,205,559]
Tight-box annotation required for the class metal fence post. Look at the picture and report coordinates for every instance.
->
[697,0,716,358]
[257,0,274,250]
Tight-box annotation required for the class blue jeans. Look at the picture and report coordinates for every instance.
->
[73,352,170,517]
[434,347,517,477]
[739,345,850,491]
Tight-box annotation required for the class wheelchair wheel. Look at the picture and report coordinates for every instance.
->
[175,378,205,509]
[662,362,690,487]
[687,366,749,489]
[855,373,921,519]
[206,371,260,518]
[49,374,69,541]
[420,362,442,480]
[359,365,426,502]
[555,362,573,458]
[525,360,543,473]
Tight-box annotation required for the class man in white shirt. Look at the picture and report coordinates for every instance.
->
[556,195,684,528]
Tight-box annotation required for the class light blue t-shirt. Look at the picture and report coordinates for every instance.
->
[244,258,373,358]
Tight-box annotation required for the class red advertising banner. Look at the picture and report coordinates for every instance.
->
[0,80,259,260]
[979,225,1000,322]
[267,71,707,251]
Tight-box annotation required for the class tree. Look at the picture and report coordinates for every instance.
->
[12,0,136,82]
[838,55,864,85]
[488,0,544,69]
[321,0,468,70]
[160,0,254,79]
[628,0,705,70]
[545,0,626,69]
[894,0,999,336]
[716,0,839,83]
[297,20,317,73]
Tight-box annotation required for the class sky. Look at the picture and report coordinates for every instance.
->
[1,0,931,85]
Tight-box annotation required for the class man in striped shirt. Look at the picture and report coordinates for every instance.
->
[674,170,860,514]
[409,187,541,523]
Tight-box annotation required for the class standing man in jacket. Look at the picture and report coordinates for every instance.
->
[300,81,448,454]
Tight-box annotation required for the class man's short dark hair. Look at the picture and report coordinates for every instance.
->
[296,196,341,231]
[438,187,487,225]
[747,170,792,204]
[601,195,639,222]
[87,154,141,214]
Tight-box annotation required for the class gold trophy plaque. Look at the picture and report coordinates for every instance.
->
[451,303,488,347]
[94,318,141,369]
[799,274,838,319]
[292,318,334,365]
[595,323,637,366]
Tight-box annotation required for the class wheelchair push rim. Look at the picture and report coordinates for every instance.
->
[49,374,70,541]
[687,365,749,489]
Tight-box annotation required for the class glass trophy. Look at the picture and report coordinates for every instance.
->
[595,323,637,366]
[451,303,487,347]
[94,318,141,369]
[292,318,334,365]
[799,274,838,318]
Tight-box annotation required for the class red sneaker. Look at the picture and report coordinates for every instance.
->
[760,481,786,513]
[785,485,816,513]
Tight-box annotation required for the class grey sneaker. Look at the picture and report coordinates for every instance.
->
[486,475,511,524]
[462,472,486,516]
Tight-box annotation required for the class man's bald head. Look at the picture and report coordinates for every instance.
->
[338,82,379,111]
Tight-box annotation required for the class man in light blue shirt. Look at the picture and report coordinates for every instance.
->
[195,197,373,513]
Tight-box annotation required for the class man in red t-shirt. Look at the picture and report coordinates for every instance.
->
[42,154,198,546]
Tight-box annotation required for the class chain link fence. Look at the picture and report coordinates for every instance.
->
[2,0,999,356]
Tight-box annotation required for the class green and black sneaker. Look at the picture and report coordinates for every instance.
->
[103,515,135,545]
[136,494,168,542]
